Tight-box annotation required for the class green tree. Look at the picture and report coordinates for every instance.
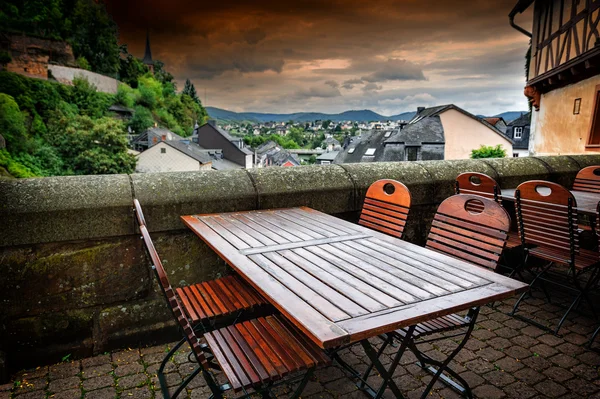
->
[322,120,331,129]
[52,115,135,174]
[129,106,154,134]
[182,79,201,106]
[0,93,27,153]
[118,45,148,88]
[470,145,507,159]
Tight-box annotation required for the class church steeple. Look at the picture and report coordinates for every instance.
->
[142,30,154,74]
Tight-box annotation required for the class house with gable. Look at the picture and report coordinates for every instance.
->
[192,121,253,169]
[505,112,531,157]
[334,104,512,163]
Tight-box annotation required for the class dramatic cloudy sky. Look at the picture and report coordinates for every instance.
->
[105,0,533,116]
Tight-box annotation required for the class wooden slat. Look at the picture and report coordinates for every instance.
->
[328,241,451,296]
[235,322,280,379]
[227,325,272,383]
[222,214,278,246]
[269,249,388,312]
[250,253,358,320]
[200,216,250,250]
[338,283,522,343]
[204,333,243,391]
[239,234,370,256]
[244,320,289,377]
[502,188,598,217]
[242,212,303,243]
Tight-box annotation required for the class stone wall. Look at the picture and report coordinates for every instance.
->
[48,65,119,94]
[1,34,75,80]
[1,155,600,372]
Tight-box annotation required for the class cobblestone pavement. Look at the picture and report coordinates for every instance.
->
[2,295,599,399]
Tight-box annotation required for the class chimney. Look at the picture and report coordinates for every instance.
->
[208,119,217,127]
[417,107,425,114]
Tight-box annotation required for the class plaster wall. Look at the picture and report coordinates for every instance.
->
[531,75,600,155]
[48,65,119,94]
[439,109,513,159]
[136,142,209,173]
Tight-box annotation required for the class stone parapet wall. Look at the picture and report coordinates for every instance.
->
[1,155,600,371]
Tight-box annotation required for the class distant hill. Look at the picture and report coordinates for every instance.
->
[207,106,528,124]
[492,111,529,122]
[206,107,416,123]
[477,111,529,123]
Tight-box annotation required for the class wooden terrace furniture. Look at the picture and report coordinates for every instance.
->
[455,172,523,276]
[133,200,271,332]
[589,201,600,348]
[135,203,328,399]
[182,207,527,399]
[501,187,600,217]
[358,179,411,238]
[509,181,600,334]
[573,165,600,193]
[367,194,511,398]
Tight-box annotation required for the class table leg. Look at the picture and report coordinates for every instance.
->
[359,325,416,399]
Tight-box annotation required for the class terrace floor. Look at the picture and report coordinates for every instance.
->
[2,294,600,399]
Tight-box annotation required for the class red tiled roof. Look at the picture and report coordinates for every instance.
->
[484,117,501,126]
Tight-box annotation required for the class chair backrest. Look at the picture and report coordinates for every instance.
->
[573,166,600,193]
[135,201,208,367]
[133,199,147,227]
[515,181,578,258]
[455,172,500,202]
[426,194,511,270]
[359,179,411,238]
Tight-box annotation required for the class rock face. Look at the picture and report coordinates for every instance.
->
[1,155,600,373]
[1,34,75,79]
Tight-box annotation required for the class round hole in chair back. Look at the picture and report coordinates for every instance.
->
[383,183,396,195]
[469,175,482,185]
[535,185,551,196]
[593,168,600,176]
[464,198,485,215]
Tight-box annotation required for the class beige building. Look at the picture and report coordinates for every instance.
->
[136,141,213,173]
[510,0,600,155]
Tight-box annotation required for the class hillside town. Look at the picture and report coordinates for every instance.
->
[4,1,600,399]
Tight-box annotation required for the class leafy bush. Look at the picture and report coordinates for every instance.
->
[115,84,135,108]
[0,93,27,152]
[470,145,507,159]
[128,106,154,134]
[76,56,91,70]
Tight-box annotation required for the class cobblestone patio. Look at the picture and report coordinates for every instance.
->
[2,295,599,399]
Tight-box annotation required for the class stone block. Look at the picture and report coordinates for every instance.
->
[247,164,354,214]
[533,155,581,187]
[481,157,550,189]
[0,237,148,318]
[131,169,256,232]
[0,174,133,247]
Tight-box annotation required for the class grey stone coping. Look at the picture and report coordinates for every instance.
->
[1,155,600,247]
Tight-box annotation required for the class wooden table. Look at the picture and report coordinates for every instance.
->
[182,207,527,349]
[501,188,600,217]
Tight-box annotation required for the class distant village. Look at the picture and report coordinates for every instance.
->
[131,105,531,173]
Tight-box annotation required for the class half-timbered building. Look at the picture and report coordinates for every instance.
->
[510,0,600,154]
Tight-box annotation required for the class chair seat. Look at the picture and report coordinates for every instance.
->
[393,313,470,340]
[505,231,523,249]
[204,315,330,392]
[528,246,600,270]
[176,275,268,324]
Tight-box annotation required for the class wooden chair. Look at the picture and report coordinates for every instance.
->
[509,181,600,334]
[359,179,411,238]
[137,211,329,398]
[589,201,600,348]
[134,199,271,331]
[456,172,523,277]
[573,165,600,193]
[367,194,511,398]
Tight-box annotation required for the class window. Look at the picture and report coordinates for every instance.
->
[588,85,600,146]
[348,148,355,154]
[161,148,166,154]
[321,161,331,165]
[405,146,419,161]
[365,148,376,156]
[513,153,519,157]
[384,131,392,138]
[514,127,523,139]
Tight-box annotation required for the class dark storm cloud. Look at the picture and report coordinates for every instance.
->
[105,0,532,114]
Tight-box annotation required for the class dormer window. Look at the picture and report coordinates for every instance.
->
[365,148,376,156]
[514,127,523,139]
[348,148,355,154]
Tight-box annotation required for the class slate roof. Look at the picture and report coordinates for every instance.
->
[255,140,300,166]
[211,158,244,170]
[333,130,393,164]
[409,104,510,142]
[386,116,445,146]
[316,151,339,162]
[507,112,531,127]
[142,32,153,65]
[162,141,213,164]
[131,128,186,147]
[506,112,531,150]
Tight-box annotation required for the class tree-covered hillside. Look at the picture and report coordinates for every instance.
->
[0,0,208,178]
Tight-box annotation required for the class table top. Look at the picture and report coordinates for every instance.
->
[501,188,599,217]
[182,207,527,349]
